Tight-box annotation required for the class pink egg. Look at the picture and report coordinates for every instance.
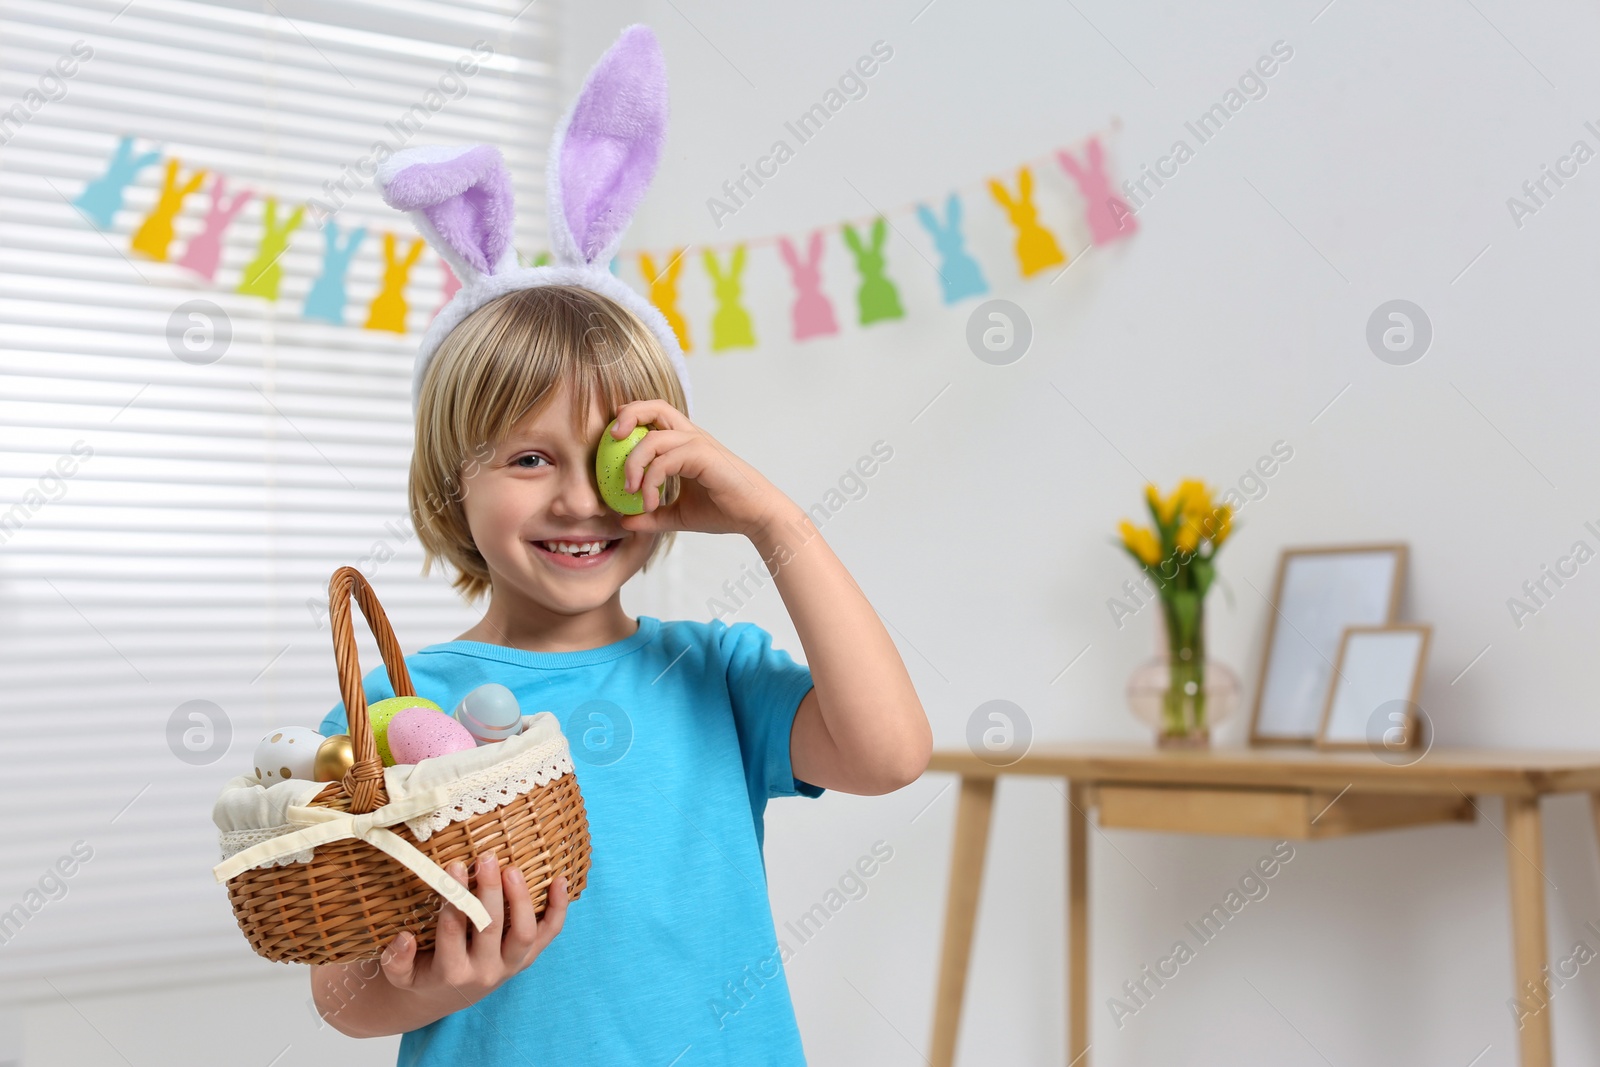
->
[387,707,477,765]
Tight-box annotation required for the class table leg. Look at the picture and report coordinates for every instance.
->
[1067,781,1089,1067]
[1504,794,1553,1067]
[1591,793,1600,865]
[930,774,996,1067]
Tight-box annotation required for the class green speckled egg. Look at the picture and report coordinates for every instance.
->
[367,696,443,766]
[595,418,659,515]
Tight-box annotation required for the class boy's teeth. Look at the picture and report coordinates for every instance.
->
[541,540,608,555]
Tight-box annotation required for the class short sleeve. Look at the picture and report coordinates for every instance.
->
[317,664,397,738]
[717,620,824,803]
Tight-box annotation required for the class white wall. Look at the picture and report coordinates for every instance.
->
[27,0,1600,1063]
[589,0,1600,1064]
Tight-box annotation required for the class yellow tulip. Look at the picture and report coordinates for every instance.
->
[1145,483,1179,525]
[1176,478,1211,520]
[1176,517,1200,554]
[1119,519,1162,566]
[1206,504,1233,546]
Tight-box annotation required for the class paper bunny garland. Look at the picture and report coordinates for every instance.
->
[375,24,693,417]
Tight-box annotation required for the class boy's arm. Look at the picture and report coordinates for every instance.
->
[605,398,930,795]
[750,500,932,795]
[311,957,461,1037]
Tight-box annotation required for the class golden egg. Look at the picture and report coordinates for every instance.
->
[313,734,355,782]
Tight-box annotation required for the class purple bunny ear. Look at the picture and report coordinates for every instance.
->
[546,24,668,268]
[377,144,515,281]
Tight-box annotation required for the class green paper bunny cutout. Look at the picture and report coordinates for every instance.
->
[237,198,305,300]
[704,246,755,351]
[841,217,904,325]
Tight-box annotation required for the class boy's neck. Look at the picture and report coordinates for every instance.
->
[454,596,639,653]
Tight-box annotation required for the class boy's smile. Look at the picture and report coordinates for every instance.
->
[455,379,657,650]
[529,536,623,567]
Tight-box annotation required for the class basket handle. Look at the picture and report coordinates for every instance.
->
[328,565,417,815]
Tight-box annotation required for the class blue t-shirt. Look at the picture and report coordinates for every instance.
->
[318,615,824,1066]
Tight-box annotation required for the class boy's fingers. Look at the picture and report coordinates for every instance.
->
[500,865,537,964]
[380,931,417,989]
[432,861,471,981]
[639,452,687,512]
[535,874,570,950]
[468,854,505,968]
[613,399,687,436]
[621,429,686,492]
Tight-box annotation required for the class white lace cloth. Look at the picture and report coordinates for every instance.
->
[211,711,573,931]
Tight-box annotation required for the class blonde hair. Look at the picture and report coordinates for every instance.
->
[410,285,685,605]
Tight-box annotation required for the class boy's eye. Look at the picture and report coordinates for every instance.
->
[512,454,549,469]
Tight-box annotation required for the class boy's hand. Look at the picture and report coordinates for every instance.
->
[379,854,569,1008]
[609,399,793,538]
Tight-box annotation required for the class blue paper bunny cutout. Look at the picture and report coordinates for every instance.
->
[915,193,988,304]
[303,222,367,325]
[74,135,163,230]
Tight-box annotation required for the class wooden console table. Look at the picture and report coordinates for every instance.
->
[923,744,1600,1067]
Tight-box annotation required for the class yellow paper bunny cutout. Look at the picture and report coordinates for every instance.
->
[988,166,1066,277]
[639,249,691,353]
[130,159,208,262]
[365,233,425,333]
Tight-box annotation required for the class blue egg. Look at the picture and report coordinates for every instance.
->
[453,683,524,743]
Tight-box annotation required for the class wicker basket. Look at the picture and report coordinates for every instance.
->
[217,565,592,965]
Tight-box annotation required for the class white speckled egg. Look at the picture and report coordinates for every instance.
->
[453,683,524,744]
[254,726,324,784]
[388,708,478,765]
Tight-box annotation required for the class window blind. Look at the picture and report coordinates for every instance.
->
[0,0,557,1001]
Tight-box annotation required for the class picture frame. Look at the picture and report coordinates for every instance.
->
[1316,624,1432,751]
[1248,543,1407,746]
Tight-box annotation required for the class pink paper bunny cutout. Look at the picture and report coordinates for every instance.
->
[177,176,253,281]
[777,230,838,341]
[1056,137,1138,246]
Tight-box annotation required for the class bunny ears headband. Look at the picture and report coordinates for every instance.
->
[374,24,693,418]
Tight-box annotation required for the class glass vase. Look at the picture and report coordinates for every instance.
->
[1126,605,1240,748]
